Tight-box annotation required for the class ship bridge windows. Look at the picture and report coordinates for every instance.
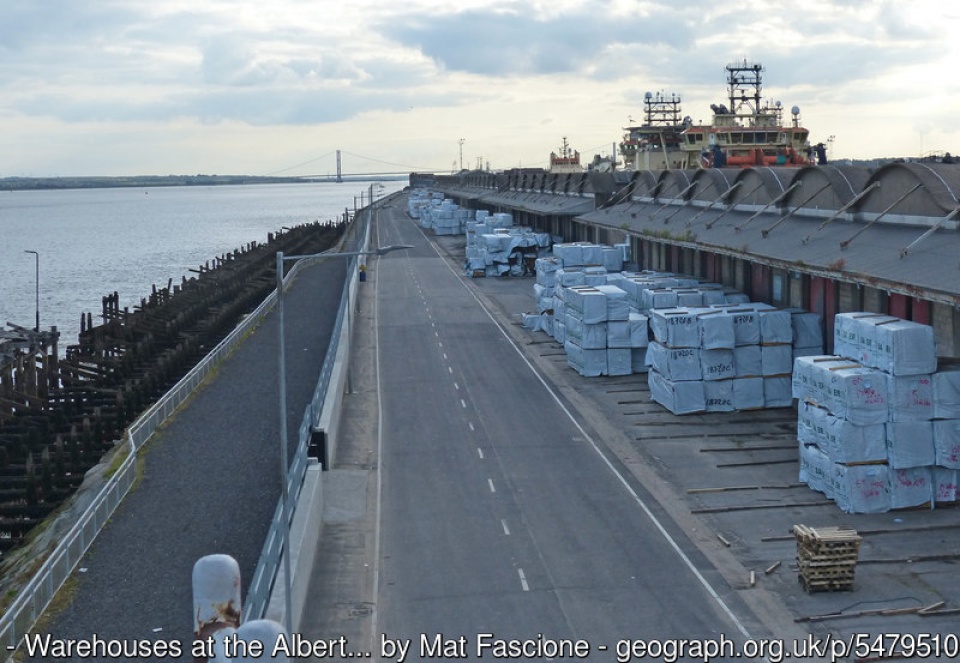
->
[729,131,783,144]
[793,130,808,143]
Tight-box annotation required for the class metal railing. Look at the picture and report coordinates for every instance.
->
[242,198,376,620]
[0,195,385,651]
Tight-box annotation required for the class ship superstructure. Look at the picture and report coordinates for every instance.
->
[619,91,689,170]
[679,61,813,168]
[550,137,584,173]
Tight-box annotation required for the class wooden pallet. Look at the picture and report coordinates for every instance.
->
[794,524,861,593]
[799,575,855,593]
[793,524,862,544]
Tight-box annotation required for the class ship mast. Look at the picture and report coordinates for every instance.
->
[724,60,784,126]
[644,91,683,127]
[726,60,763,115]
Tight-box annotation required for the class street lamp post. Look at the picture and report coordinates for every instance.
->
[274,231,411,635]
[24,250,39,332]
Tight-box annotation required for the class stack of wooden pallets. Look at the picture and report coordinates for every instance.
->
[793,524,862,592]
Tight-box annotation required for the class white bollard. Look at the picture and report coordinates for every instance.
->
[233,620,289,662]
[208,626,236,662]
[192,554,242,662]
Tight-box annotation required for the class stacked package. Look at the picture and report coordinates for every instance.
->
[464,211,552,277]
[794,312,957,513]
[415,197,466,235]
[530,243,656,377]
[549,268,692,362]
[534,242,626,327]
[645,303,822,415]
[526,244,827,414]
[406,188,443,219]
[560,284,649,378]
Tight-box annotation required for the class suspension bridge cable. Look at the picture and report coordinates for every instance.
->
[339,150,441,172]
[262,151,337,176]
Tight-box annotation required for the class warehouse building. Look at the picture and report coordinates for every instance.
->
[423,162,960,358]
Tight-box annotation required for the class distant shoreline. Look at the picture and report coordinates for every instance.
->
[0,174,408,191]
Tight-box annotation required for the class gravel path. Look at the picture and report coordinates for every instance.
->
[25,258,348,662]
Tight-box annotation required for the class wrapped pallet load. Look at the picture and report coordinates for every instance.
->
[521,259,824,417]
[795,312,950,512]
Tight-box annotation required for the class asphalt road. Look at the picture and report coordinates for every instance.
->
[26,256,349,662]
[369,208,760,661]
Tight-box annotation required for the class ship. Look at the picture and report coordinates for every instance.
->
[619,91,690,170]
[621,61,819,170]
[683,61,814,168]
[549,137,584,173]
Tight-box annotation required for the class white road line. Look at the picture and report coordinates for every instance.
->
[370,215,387,651]
[443,352,447,360]
[424,230,756,642]
[476,446,483,458]
[501,519,511,535]
[487,478,496,493]
[517,568,529,591]
[469,421,475,432]
[448,366,453,374]
[460,398,467,409]
[454,382,459,390]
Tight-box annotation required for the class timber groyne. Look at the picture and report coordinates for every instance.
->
[0,220,346,552]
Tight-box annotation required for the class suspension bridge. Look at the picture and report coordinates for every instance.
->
[265,149,449,181]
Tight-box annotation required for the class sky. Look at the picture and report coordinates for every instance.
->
[2,0,959,178]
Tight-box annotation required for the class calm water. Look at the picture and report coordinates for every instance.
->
[0,181,404,349]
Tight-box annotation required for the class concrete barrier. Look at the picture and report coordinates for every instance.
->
[315,276,355,469]
[264,460,324,632]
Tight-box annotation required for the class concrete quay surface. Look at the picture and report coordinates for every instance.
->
[303,203,960,662]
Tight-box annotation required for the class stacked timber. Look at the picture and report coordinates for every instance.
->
[793,524,861,593]
[416,197,470,235]
[795,312,960,512]
[406,188,443,218]
[645,304,821,415]
[525,245,826,410]
[560,284,648,377]
[465,212,551,277]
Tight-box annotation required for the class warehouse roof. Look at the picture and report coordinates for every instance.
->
[431,162,960,303]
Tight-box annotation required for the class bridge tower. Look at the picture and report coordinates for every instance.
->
[336,150,342,183]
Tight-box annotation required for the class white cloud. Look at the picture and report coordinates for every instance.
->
[0,0,959,175]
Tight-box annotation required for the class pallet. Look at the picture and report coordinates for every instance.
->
[798,556,859,567]
[798,566,856,579]
[793,524,862,544]
[794,523,861,593]
[800,575,855,593]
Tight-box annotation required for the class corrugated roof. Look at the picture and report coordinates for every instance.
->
[477,190,596,216]
[431,163,960,303]
[579,199,960,303]
[433,185,596,216]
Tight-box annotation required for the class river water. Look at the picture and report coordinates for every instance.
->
[0,180,404,349]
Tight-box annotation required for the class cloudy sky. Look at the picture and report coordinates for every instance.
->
[2,0,958,177]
